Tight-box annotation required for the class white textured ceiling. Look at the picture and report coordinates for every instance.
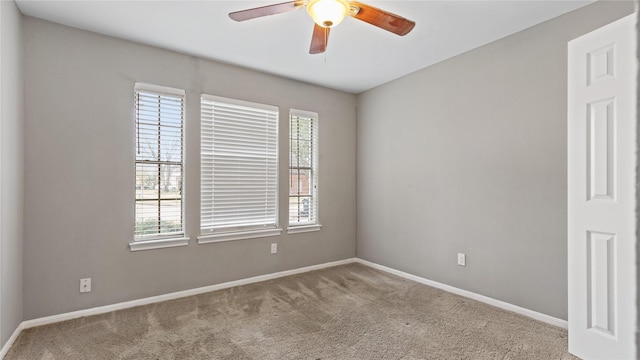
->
[15,0,594,93]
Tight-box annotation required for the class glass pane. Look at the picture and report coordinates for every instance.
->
[135,163,183,236]
[296,169,311,196]
[136,92,183,163]
[136,163,159,199]
[296,139,311,167]
[136,121,160,161]
[135,199,159,236]
[293,117,311,141]
[289,169,300,196]
[289,196,311,224]
[159,164,182,196]
[160,199,182,233]
[289,138,298,167]
[159,125,182,162]
[289,196,300,224]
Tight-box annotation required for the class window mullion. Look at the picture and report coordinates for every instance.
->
[298,121,301,223]
[156,95,162,235]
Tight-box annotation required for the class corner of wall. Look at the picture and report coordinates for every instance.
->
[0,0,25,349]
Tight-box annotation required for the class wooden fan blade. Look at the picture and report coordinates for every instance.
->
[310,24,330,54]
[350,1,415,36]
[229,1,302,22]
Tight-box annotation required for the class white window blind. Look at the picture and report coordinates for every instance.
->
[201,95,278,234]
[134,83,185,240]
[289,110,319,226]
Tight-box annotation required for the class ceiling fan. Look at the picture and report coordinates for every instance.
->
[229,0,416,54]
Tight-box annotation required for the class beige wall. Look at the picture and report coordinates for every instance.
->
[0,0,24,346]
[23,17,357,319]
[356,1,634,320]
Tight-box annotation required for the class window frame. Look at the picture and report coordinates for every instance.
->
[287,109,321,234]
[198,94,282,244]
[131,83,188,251]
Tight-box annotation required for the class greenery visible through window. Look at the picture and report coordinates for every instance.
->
[134,84,185,239]
[289,110,318,226]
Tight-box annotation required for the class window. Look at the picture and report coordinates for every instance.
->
[288,110,320,233]
[199,95,281,243]
[132,83,187,250]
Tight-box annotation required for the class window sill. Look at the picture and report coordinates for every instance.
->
[287,224,322,234]
[197,228,283,244]
[129,237,190,252]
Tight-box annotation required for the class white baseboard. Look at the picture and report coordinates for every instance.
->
[0,257,356,358]
[0,322,24,359]
[355,258,568,329]
[2,256,567,359]
[21,258,358,330]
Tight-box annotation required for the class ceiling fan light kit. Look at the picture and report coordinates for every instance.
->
[229,0,415,54]
[307,0,350,28]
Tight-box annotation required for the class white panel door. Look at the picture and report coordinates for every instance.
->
[568,13,636,360]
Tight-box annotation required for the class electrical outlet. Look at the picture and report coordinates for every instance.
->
[80,278,92,293]
[457,253,466,267]
[271,243,277,254]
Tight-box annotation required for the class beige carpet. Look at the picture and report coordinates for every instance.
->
[6,263,577,359]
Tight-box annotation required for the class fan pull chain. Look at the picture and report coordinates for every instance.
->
[324,27,328,62]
